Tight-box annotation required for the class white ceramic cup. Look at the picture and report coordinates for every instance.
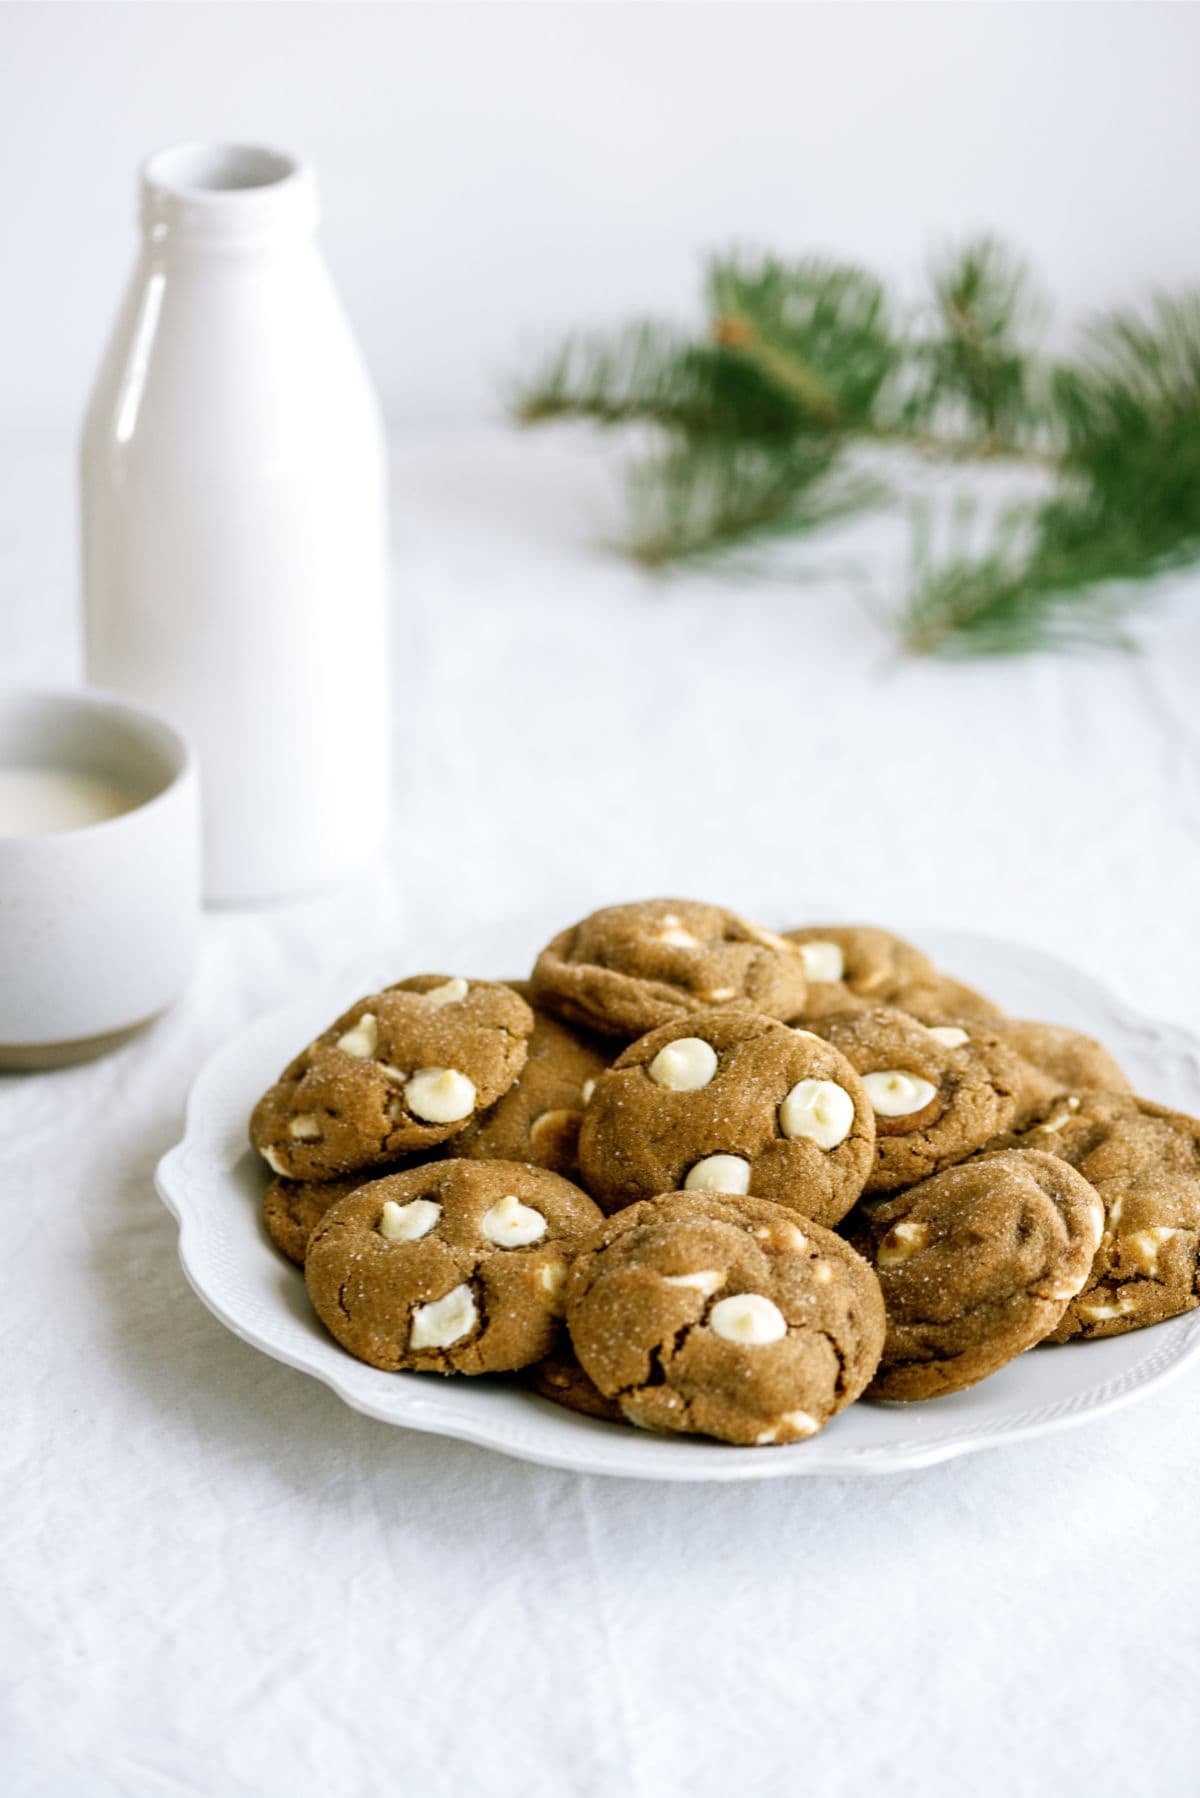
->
[0,688,201,1068]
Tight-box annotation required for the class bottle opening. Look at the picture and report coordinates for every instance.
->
[144,142,300,196]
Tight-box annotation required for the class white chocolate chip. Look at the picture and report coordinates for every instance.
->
[862,1070,939,1118]
[797,940,845,983]
[811,1261,833,1284]
[662,1269,725,1296]
[404,1067,477,1124]
[1121,1226,1181,1276]
[656,924,701,949]
[1041,1096,1082,1134]
[262,1146,288,1175]
[378,1197,441,1243]
[926,1025,969,1049]
[709,1293,787,1345]
[409,1284,477,1349]
[779,1079,855,1149]
[1076,1292,1134,1323]
[876,1219,930,1267]
[288,1113,322,1141]
[704,987,737,1002]
[776,1222,809,1252]
[648,1036,719,1092]
[746,923,794,954]
[481,1193,547,1247]
[539,1261,567,1311]
[581,1079,596,1105]
[1106,1194,1124,1228]
[529,1108,578,1150]
[684,1154,751,1195]
[757,1411,822,1443]
[422,976,469,1007]
[336,1012,378,1059]
[791,1027,822,1041]
[379,1064,408,1083]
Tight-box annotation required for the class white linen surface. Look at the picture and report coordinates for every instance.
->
[2,432,1199,1798]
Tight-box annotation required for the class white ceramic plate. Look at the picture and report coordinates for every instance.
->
[156,922,1200,1481]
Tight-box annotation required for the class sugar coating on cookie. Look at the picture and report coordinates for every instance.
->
[1006,1090,1200,1340]
[531,900,809,1040]
[809,1006,1021,1193]
[577,1005,875,1226]
[856,1149,1105,1400]
[454,985,611,1177]
[305,1159,604,1374]
[565,1192,886,1446]
[250,976,534,1181]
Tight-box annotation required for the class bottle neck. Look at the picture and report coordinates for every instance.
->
[140,141,319,256]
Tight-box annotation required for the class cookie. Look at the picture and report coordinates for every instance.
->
[809,1006,1022,1192]
[455,985,611,1177]
[305,1159,603,1374]
[565,1192,885,1446]
[1003,1091,1200,1340]
[784,925,936,1018]
[532,899,808,1040]
[577,1006,874,1225]
[250,975,533,1181]
[526,1346,624,1423]
[263,1171,369,1266]
[784,926,1006,1026]
[854,1150,1105,1400]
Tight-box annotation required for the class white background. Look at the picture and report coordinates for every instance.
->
[3,1,1200,437]
[3,6,1200,1798]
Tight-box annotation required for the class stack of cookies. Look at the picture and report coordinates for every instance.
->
[248,900,1200,1448]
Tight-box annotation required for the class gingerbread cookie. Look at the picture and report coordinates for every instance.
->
[532,899,808,1040]
[250,976,533,1181]
[565,1192,885,1446]
[305,1159,603,1373]
[784,926,1006,1025]
[809,1006,1022,1192]
[1004,1091,1200,1340]
[527,1346,624,1423]
[784,925,936,1018]
[263,1171,369,1266]
[455,985,610,1177]
[577,1007,874,1225]
[855,1150,1105,1400]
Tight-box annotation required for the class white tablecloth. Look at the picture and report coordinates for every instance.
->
[3,431,1199,1797]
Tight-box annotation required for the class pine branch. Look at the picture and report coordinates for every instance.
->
[897,293,1200,655]
[512,241,1200,655]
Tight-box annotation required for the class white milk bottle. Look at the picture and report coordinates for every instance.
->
[82,142,389,901]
